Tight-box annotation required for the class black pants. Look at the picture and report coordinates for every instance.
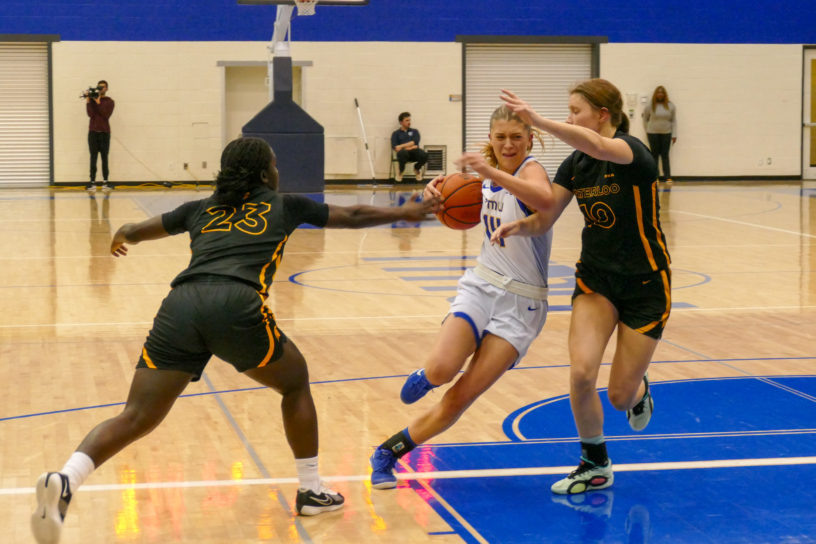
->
[89,131,111,182]
[396,148,428,173]
[646,133,672,179]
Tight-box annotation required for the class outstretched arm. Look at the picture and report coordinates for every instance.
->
[454,152,555,212]
[110,215,169,257]
[325,192,440,228]
[501,89,633,164]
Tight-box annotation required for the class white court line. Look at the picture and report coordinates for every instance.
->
[673,209,816,239]
[4,456,815,496]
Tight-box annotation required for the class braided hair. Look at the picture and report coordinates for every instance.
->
[214,137,275,206]
[480,105,546,168]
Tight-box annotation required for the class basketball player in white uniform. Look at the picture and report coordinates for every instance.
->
[370,105,557,489]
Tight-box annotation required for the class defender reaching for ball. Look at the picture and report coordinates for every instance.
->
[494,80,671,495]
[370,104,557,489]
[31,137,439,544]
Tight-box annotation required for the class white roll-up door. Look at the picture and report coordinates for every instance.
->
[0,42,50,185]
[465,43,593,177]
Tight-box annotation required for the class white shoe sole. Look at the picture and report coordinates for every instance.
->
[371,478,397,490]
[551,463,614,495]
[298,503,344,516]
[31,473,64,544]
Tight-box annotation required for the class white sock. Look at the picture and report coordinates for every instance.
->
[61,452,95,494]
[580,434,606,445]
[295,456,320,493]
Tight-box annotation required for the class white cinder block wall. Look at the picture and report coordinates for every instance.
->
[603,43,802,177]
[52,41,803,183]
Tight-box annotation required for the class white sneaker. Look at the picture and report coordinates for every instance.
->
[395,170,403,182]
[414,168,423,182]
[626,374,653,431]
[31,472,72,544]
[85,183,96,194]
[551,459,613,495]
[101,183,113,193]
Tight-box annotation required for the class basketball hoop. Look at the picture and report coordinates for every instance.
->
[295,0,317,15]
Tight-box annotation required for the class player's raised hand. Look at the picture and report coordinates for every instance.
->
[500,89,537,126]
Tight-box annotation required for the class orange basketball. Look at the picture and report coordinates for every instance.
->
[435,172,484,230]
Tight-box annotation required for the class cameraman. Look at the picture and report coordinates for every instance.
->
[85,80,115,193]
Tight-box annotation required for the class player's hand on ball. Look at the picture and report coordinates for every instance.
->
[423,175,445,202]
[402,191,440,221]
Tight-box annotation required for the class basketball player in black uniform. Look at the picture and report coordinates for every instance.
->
[31,137,438,543]
[493,80,671,495]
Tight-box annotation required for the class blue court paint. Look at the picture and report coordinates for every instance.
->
[298,251,699,310]
[394,376,816,543]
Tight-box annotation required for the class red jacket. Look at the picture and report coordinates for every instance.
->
[87,97,115,133]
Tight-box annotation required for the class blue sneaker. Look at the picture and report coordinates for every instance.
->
[370,448,398,489]
[400,369,437,404]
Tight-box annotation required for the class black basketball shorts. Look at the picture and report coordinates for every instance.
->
[572,261,671,339]
[137,277,287,380]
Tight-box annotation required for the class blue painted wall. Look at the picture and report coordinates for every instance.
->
[1,0,815,43]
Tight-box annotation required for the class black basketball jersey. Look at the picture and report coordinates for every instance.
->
[161,185,329,296]
[554,132,671,275]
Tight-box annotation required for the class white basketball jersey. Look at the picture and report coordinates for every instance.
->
[476,156,553,287]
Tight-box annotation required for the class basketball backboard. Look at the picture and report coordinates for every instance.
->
[237,0,368,4]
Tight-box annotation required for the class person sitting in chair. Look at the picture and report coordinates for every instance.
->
[391,112,428,182]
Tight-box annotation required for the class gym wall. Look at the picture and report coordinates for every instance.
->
[3,0,812,182]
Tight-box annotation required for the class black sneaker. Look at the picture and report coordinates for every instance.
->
[626,373,653,431]
[31,472,72,544]
[295,484,344,516]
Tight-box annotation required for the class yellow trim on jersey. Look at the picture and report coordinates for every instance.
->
[256,293,279,368]
[258,235,288,296]
[141,347,157,369]
[651,182,671,265]
[632,185,658,271]
[576,277,594,294]
[635,269,672,334]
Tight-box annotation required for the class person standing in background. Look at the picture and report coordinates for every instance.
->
[85,80,115,193]
[642,86,676,182]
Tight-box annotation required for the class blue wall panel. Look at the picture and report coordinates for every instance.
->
[1,0,815,43]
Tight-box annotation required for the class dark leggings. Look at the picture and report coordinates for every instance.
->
[647,133,672,179]
[89,131,111,182]
[396,148,428,173]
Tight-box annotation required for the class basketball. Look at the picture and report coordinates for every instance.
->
[435,172,484,230]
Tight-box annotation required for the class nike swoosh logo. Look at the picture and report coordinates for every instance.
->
[527,306,537,311]
[311,495,335,506]
[642,280,651,285]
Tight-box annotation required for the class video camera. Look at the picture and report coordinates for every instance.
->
[80,85,103,99]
